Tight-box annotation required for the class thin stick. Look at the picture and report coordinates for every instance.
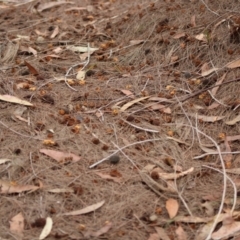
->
[192,119,227,240]
[194,151,240,160]
[207,90,228,107]
[89,138,163,168]
[200,0,219,16]
[0,120,43,140]
[111,141,138,169]
[121,118,159,133]
[202,165,237,214]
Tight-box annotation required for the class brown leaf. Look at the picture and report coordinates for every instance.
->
[50,26,59,39]
[172,32,186,39]
[223,138,232,168]
[226,59,240,69]
[211,73,227,96]
[166,198,179,219]
[129,39,144,45]
[28,47,37,57]
[225,115,240,125]
[0,94,33,106]
[191,15,196,27]
[94,172,123,183]
[201,67,219,77]
[120,96,149,112]
[24,60,39,75]
[0,180,39,194]
[153,167,194,180]
[154,227,171,240]
[226,135,240,141]
[148,233,160,240]
[62,200,105,216]
[195,33,207,42]
[39,149,81,163]
[175,226,188,240]
[211,217,240,240]
[148,103,172,114]
[39,217,53,240]
[37,1,74,12]
[189,114,225,122]
[86,221,112,237]
[10,212,24,239]
[120,89,135,98]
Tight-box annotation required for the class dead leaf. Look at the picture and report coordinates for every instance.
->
[76,70,86,80]
[66,45,98,53]
[35,29,48,37]
[211,217,240,240]
[120,96,150,112]
[50,26,59,39]
[152,167,194,180]
[148,97,171,102]
[174,215,212,223]
[85,221,112,237]
[94,172,122,183]
[10,212,24,239]
[120,89,135,98]
[195,33,207,42]
[37,1,74,12]
[0,94,33,106]
[148,233,160,240]
[201,67,219,77]
[226,59,240,69]
[44,55,64,62]
[167,137,189,146]
[148,103,172,114]
[28,47,37,57]
[166,198,179,219]
[39,217,53,240]
[225,168,240,174]
[226,135,240,141]
[207,102,220,110]
[53,47,63,54]
[171,55,179,63]
[211,73,227,96]
[46,188,74,193]
[129,39,144,45]
[24,60,39,75]
[154,227,171,240]
[188,114,225,122]
[225,115,240,125]
[191,15,196,27]
[201,202,214,216]
[39,149,81,163]
[201,62,210,73]
[12,106,28,122]
[195,221,216,240]
[79,52,89,61]
[0,180,39,194]
[175,226,188,240]
[223,138,232,168]
[172,32,186,39]
[0,159,12,164]
[62,200,105,216]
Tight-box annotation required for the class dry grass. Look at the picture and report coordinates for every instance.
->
[1,0,240,239]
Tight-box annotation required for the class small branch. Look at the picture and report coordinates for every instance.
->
[121,118,159,133]
[194,151,240,160]
[89,138,163,168]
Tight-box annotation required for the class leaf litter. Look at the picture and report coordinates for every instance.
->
[1,0,240,239]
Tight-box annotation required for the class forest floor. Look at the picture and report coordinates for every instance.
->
[1,0,240,239]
